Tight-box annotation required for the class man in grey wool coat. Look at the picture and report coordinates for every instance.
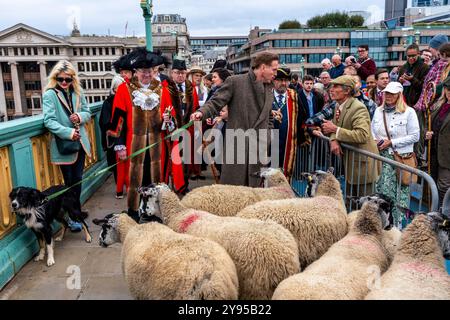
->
[191,52,279,187]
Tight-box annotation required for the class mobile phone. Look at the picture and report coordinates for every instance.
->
[351,58,357,63]
[377,140,384,147]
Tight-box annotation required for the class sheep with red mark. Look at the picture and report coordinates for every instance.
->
[93,213,239,300]
[142,183,300,300]
[180,168,295,217]
[365,212,450,300]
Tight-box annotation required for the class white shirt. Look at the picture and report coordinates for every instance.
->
[371,106,420,155]
[196,85,208,107]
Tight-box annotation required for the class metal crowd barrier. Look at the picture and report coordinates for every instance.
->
[291,135,440,218]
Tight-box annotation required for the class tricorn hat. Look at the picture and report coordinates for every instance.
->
[172,59,187,71]
[129,47,169,69]
[112,53,133,73]
[275,67,291,80]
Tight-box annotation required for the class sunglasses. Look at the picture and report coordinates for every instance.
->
[56,77,73,83]
[407,54,418,58]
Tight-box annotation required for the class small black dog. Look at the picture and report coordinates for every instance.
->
[9,185,92,266]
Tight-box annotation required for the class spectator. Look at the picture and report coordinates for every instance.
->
[366,74,377,92]
[43,60,92,214]
[398,43,430,107]
[330,54,345,79]
[297,75,324,145]
[99,75,124,196]
[321,58,332,72]
[203,73,213,91]
[371,82,420,229]
[207,68,231,101]
[320,75,379,197]
[289,73,302,91]
[343,65,357,76]
[319,71,332,104]
[189,66,207,107]
[348,45,377,81]
[425,77,450,207]
[191,51,280,187]
[353,75,377,120]
[368,69,390,106]
[421,49,433,66]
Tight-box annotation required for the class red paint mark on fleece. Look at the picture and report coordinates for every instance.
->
[179,213,201,233]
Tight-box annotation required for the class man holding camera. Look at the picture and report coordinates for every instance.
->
[398,44,429,107]
[347,45,377,82]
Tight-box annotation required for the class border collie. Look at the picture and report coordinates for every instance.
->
[9,185,92,266]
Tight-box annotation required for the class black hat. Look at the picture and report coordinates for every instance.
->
[112,54,133,73]
[275,67,291,80]
[129,47,169,69]
[211,59,233,72]
[172,59,187,71]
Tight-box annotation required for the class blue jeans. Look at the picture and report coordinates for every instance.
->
[60,149,85,208]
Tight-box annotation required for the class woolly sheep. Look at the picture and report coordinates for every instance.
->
[237,170,348,269]
[272,196,392,300]
[180,168,295,217]
[143,183,300,300]
[93,213,239,300]
[365,212,450,300]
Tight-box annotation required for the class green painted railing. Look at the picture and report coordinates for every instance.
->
[0,102,110,290]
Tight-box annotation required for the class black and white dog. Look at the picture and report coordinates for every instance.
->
[9,185,92,266]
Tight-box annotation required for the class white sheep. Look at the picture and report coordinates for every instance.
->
[365,212,450,300]
[180,168,295,217]
[93,213,239,300]
[143,183,300,300]
[272,196,392,300]
[237,170,348,269]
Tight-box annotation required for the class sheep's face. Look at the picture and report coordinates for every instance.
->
[427,212,450,259]
[302,168,335,197]
[93,214,120,247]
[358,194,393,230]
[258,168,285,188]
[138,184,168,223]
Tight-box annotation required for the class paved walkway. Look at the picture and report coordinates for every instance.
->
[0,171,215,300]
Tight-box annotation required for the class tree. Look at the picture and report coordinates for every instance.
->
[306,11,365,28]
[279,20,302,29]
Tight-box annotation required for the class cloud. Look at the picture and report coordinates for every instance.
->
[0,0,385,36]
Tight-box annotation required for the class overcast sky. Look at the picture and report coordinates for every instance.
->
[0,0,385,37]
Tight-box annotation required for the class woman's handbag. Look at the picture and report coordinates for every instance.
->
[382,110,417,186]
[52,89,81,155]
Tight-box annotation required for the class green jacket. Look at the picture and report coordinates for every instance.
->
[330,97,379,185]
[43,88,92,165]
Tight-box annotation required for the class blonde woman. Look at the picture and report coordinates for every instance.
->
[371,82,420,229]
[43,60,91,213]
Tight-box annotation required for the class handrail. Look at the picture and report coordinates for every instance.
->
[317,135,439,212]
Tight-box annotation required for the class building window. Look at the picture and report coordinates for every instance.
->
[20,48,25,55]
[158,26,162,33]
[14,48,18,56]
[26,98,32,109]
[24,81,42,91]
[27,48,32,55]
[105,79,112,89]
[309,39,337,47]
[78,62,85,72]
[273,39,303,48]
[49,47,54,55]
[23,62,38,72]
[94,96,101,102]
[105,61,112,71]
[55,47,60,55]
[105,47,109,55]
[309,53,330,63]
[99,62,104,72]
[73,48,78,56]
[99,48,103,55]
[80,79,87,89]
[111,48,116,55]
[93,47,97,55]
[6,99,15,110]
[3,81,13,91]
[33,97,41,109]
[1,63,11,73]
[91,62,99,72]
[86,63,91,72]
[279,54,306,64]
[92,79,100,89]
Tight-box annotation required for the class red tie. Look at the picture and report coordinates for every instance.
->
[335,107,341,123]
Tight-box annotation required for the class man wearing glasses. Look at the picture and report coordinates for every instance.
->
[348,45,377,82]
[398,43,429,107]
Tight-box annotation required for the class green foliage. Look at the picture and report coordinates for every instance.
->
[279,20,302,29]
[307,11,365,28]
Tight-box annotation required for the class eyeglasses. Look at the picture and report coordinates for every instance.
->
[56,77,73,83]
[357,49,366,53]
[407,54,418,58]
[172,70,186,76]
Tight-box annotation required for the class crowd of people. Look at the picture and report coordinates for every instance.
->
[41,33,449,228]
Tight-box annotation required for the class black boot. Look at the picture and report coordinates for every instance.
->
[127,208,140,223]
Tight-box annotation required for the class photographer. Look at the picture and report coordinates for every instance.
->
[346,45,377,82]
[398,44,429,107]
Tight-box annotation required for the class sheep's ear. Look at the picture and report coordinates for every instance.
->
[327,167,335,175]
[301,172,312,181]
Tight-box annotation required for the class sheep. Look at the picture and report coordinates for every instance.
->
[365,212,450,300]
[272,195,393,300]
[142,183,300,300]
[236,169,348,269]
[346,194,402,264]
[92,213,239,300]
[180,168,295,217]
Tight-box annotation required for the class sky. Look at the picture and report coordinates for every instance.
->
[0,0,385,37]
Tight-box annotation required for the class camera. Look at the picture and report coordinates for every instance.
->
[350,57,357,64]
[377,140,384,147]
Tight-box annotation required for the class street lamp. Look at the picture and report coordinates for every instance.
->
[140,0,153,51]
[335,46,342,55]
[171,31,179,59]
[414,30,421,45]
[300,56,305,78]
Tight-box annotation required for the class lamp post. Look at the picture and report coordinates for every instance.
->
[414,30,421,45]
[335,46,342,56]
[140,0,153,51]
[171,31,179,59]
[300,56,305,78]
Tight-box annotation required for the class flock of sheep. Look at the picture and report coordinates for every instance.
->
[93,168,450,300]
